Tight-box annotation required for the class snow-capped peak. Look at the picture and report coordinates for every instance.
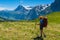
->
[23,6,32,10]
[41,4,51,10]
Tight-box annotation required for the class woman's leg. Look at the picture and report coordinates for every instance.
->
[40,30,43,37]
[43,28,46,37]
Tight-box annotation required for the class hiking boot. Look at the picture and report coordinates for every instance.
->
[44,34,46,38]
[40,35,42,38]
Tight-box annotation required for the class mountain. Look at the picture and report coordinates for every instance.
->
[0,4,56,21]
[40,0,60,15]
[0,11,27,21]
[14,5,28,13]
[51,0,60,11]
[40,5,52,15]
[0,5,30,21]
[27,4,50,20]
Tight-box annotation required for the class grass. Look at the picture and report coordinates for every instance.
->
[0,12,60,40]
[48,12,60,23]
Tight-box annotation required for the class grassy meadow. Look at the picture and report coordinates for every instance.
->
[0,12,60,40]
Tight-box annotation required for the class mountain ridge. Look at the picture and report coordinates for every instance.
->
[0,0,60,21]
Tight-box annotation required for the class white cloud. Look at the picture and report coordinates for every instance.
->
[0,7,6,10]
[0,7,14,10]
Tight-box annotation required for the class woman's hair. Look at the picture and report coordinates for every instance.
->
[39,16,43,19]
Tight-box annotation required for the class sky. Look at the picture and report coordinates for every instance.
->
[0,0,54,10]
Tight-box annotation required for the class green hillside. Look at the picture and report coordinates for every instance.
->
[48,12,60,23]
[0,12,60,40]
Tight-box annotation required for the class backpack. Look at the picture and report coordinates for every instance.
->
[43,18,48,27]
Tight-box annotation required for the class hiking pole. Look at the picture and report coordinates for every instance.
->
[35,19,40,36]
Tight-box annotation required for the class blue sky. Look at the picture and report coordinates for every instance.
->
[0,0,54,10]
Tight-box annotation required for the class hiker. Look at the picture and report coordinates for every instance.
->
[39,16,48,37]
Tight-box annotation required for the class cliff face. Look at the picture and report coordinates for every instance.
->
[51,0,60,11]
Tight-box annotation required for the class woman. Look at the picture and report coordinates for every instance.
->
[39,16,47,37]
